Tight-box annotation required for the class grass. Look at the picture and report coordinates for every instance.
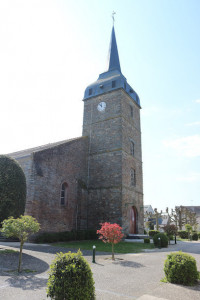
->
[52,240,155,253]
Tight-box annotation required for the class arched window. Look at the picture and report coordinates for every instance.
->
[60,182,68,205]
[130,169,136,186]
[130,141,135,156]
[130,105,133,118]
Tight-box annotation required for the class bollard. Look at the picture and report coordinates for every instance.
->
[175,235,176,244]
[158,237,161,249]
[92,245,96,263]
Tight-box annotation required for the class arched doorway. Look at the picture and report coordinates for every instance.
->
[129,206,138,234]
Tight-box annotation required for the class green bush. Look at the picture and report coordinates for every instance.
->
[192,232,198,241]
[164,252,199,286]
[177,230,188,239]
[34,229,98,243]
[169,235,174,241]
[47,250,95,300]
[149,230,159,237]
[0,155,26,223]
[153,233,168,248]
[198,232,200,238]
[144,238,150,244]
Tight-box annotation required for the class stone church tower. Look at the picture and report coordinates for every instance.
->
[8,25,143,235]
[82,26,143,234]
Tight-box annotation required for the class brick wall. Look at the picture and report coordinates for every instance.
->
[13,137,88,232]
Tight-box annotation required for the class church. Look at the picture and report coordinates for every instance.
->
[9,25,144,235]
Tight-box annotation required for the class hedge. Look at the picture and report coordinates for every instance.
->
[0,155,26,223]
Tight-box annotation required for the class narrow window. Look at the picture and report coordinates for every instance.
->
[112,80,116,88]
[89,88,92,96]
[130,141,135,156]
[131,169,136,186]
[130,105,133,118]
[60,182,68,205]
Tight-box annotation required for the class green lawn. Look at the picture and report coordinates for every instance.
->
[52,240,155,254]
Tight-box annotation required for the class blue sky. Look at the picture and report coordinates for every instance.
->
[0,0,199,211]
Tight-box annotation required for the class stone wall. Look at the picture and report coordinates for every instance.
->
[13,137,88,232]
[82,88,143,234]
[121,91,144,234]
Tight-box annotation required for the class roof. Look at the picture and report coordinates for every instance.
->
[182,206,200,214]
[8,136,85,159]
[83,25,140,107]
[108,26,121,72]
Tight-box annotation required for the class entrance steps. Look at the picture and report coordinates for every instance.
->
[125,234,152,243]
[126,234,149,240]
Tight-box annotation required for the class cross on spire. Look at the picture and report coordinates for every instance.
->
[112,11,116,25]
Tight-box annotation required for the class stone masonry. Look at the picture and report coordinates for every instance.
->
[82,88,143,234]
[10,137,89,232]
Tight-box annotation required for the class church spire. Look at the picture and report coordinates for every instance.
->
[108,25,121,72]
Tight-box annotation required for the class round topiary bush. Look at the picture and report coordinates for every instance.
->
[164,252,199,286]
[0,155,26,223]
[47,250,95,300]
[148,230,159,237]
[192,232,198,241]
[153,233,168,248]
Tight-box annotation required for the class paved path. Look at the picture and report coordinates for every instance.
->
[0,241,199,300]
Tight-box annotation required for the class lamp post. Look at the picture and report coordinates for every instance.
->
[92,245,96,263]
[158,237,161,249]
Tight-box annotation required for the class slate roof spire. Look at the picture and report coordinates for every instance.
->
[108,25,121,73]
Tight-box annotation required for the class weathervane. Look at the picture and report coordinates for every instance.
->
[112,11,116,25]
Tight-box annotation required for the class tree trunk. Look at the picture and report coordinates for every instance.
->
[18,241,24,273]
[112,243,115,260]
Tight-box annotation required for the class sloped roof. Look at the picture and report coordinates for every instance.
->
[183,206,200,214]
[8,136,85,159]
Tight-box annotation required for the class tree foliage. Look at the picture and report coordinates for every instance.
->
[97,222,124,260]
[0,155,26,223]
[163,224,177,236]
[185,224,193,240]
[47,250,95,300]
[1,215,40,272]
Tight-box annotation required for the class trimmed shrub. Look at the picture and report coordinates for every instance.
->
[153,233,168,248]
[47,250,95,300]
[169,235,174,241]
[192,232,198,241]
[144,238,150,244]
[149,230,159,237]
[198,232,200,239]
[164,252,199,286]
[177,230,188,239]
[33,229,98,243]
[0,155,26,223]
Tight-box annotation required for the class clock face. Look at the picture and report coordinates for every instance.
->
[97,102,106,112]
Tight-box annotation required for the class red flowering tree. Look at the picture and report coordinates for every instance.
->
[97,222,124,260]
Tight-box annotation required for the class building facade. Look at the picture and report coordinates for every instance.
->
[9,26,144,235]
